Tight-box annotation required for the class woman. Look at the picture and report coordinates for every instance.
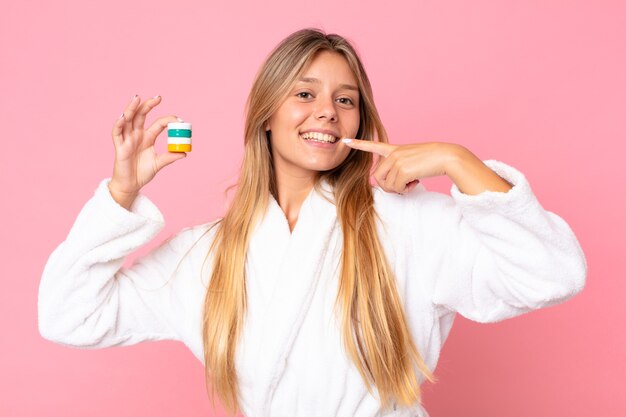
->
[38,28,587,417]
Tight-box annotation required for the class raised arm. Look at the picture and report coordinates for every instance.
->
[38,179,213,347]
[38,94,206,347]
[346,138,587,322]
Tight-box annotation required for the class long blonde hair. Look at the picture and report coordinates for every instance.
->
[203,28,436,415]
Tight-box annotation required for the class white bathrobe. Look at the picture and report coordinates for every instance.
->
[38,160,587,417]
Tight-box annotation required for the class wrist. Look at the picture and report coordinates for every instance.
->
[441,143,469,176]
[443,146,513,195]
[108,181,139,210]
[108,179,139,196]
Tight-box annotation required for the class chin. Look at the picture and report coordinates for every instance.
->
[301,159,346,173]
[303,153,350,171]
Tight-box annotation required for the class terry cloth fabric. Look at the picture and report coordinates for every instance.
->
[38,159,587,417]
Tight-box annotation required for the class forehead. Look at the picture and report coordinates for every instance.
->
[297,50,358,87]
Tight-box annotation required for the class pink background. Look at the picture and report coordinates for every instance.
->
[1,0,623,415]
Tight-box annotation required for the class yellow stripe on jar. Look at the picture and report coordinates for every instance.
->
[168,143,192,152]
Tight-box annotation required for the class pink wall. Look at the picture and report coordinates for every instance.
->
[2,0,623,415]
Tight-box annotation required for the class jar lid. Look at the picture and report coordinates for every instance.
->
[167,122,192,130]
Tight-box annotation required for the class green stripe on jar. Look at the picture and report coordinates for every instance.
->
[168,129,192,138]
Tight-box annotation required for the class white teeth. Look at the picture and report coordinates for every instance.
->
[300,132,338,143]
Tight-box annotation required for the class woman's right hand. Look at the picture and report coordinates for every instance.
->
[109,95,187,209]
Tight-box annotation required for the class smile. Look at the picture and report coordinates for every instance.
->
[299,132,339,144]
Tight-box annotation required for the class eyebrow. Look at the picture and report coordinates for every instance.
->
[297,77,359,92]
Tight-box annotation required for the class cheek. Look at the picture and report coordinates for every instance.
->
[292,106,311,126]
[345,112,361,137]
[276,105,309,130]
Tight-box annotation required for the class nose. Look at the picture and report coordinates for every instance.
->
[315,96,337,122]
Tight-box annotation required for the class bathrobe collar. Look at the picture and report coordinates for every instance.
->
[248,178,340,415]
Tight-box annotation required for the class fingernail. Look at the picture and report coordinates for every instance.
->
[153,95,161,99]
[119,113,125,119]
[177,117,184,122]
[341,138,353,144]
[131,94,138,101]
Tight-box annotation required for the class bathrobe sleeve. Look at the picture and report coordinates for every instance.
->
[38,178,205,348]
[407,159,587,323]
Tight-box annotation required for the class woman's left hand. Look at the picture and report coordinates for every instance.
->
[341,139,463,194]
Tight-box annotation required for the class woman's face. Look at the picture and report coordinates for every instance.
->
[265,50,361,178]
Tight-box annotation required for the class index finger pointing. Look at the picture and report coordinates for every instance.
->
[341,138,396,157]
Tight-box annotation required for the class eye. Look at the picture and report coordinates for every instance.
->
[296,92,313,99]
[337,97,354,105]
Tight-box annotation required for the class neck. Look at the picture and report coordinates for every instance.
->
[273,167,318,232]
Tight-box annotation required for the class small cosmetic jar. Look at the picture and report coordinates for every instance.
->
[167,122,192,152]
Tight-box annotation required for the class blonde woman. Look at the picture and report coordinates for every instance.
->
[38,28,587,417]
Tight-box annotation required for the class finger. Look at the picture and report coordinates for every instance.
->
[373,160,392,192]
[387,158,416,194]
[386,165,401,193]
[133,95,162,132]
[405,179,420,193]
[155,151,187,172]
[145,115,182,147]
[374,151,398,184]
[342,138,396,157]
[112,113,126,147]
[122,95,141,140]
[393,168,411,194]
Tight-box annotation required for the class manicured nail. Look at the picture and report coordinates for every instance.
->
[153,95,161,100]
[177,117,184,122]
[341,138,353,144]
[119,113,125,119]
[131,94,138,101]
